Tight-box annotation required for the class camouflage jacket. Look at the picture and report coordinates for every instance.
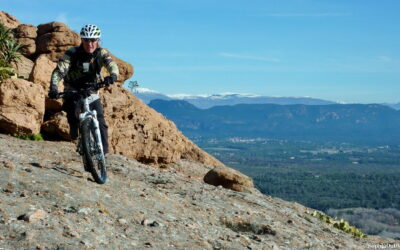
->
[50,45,119,90]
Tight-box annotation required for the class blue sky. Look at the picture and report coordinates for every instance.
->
[2,0,400,103]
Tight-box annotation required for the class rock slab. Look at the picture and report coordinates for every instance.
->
[204,166,255,193]
[0,78,45,135]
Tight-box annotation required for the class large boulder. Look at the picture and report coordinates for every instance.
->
[30,54,58,91]
[0,78,45,135]
[100,85,223,166]
[11,55,34,80]
[204,166,256,193]
[30,54,63,110]
[41,111,70,140]
[0,11,20,29]
[36,22,80,62]
[36,22,71,36]
[14,24,37,57]
[17,37,37,57]
[14,24,37,38]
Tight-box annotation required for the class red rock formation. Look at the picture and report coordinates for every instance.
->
[30,54,60,91]
[29,54,63,111]
[0,78,45,135]
[14,24,37,57]
[36,22,81,62]
[11,55,34,80]
[0,11,20,29]
[101,85,223,166]
[41,111,70,140]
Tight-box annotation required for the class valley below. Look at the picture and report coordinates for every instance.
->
[194,136,400,239]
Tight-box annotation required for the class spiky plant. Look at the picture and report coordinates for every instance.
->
[0,23,22,81]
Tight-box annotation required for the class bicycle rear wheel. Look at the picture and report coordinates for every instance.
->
[80,119,107,184]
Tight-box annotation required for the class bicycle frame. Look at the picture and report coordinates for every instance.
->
[79,95,104,158]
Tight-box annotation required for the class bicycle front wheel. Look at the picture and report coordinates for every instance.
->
[80,119,107,184]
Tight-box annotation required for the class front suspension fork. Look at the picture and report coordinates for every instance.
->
[80,111,104,156]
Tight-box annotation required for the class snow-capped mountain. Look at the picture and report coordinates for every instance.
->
[383,102,400,110]
[167,92,261,100]
[133,88,337,109]
[133,88,172,104]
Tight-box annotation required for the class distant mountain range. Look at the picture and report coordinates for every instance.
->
[133,88,400,110]
[133,88,337,109]
[149,99,400,144]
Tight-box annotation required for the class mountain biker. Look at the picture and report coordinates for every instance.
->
[48,24,119,155]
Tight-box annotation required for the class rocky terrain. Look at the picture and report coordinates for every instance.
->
[1,133,399,249]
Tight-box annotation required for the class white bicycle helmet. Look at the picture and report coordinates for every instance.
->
[80,24,101,39]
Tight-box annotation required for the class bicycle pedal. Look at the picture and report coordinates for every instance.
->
[76,148,83,155]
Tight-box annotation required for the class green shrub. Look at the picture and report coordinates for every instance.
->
[307,210,366,238]
[0,23,22,81]
[13,133,44,141]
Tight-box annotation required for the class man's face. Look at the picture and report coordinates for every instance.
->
[81,38,99,54]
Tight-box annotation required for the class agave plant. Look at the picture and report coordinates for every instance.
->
[2,39,22,64]
[0,23,12,44]
[0,64,15,80]
[0,23,22,81]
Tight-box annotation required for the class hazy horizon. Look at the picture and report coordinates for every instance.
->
[132,87,399,105]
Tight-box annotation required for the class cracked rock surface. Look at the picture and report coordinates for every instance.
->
[0,134,398,249]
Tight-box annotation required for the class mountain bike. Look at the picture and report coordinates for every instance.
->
[57,82,107,184]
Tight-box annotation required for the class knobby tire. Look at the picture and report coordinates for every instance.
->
[81,119,107,184]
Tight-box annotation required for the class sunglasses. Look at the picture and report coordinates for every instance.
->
[83,38,99,43]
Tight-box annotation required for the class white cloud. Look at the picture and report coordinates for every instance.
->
[167,93,211,99]
[261,13,351,17]
[219,52,280,62]
[167,92,261,99]
[136,88,160,94]
[376,56,395,63]
[55,13,68,24]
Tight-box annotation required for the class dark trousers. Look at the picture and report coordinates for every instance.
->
[62,97,109,154]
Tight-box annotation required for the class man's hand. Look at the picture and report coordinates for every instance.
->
[104,74,117,86]
[48,86,59,99]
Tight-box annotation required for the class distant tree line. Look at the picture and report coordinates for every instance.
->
[253,172,400,211]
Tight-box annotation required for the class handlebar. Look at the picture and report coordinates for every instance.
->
[55,82,107,99]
